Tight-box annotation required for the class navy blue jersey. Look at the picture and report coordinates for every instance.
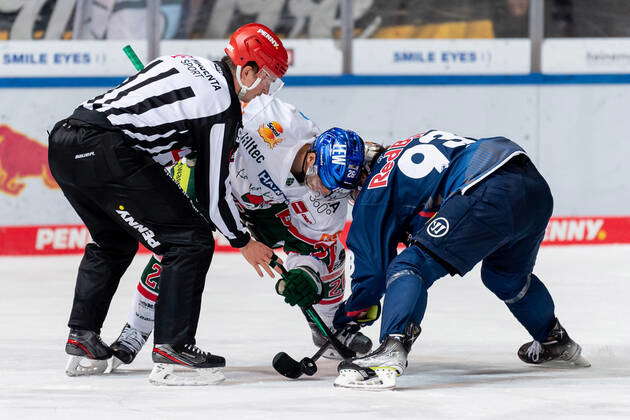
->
[347,130,526,290]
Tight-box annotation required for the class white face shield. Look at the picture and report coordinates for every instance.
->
[304,160,331,196]
[236,66,284,100]
[304,158,352,199]
[258,67,284,96]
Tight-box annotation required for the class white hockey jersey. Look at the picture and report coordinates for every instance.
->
[230,95,349,245]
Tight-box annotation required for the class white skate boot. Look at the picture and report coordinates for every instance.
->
[334,324,420,390]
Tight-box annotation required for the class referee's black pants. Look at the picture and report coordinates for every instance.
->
[48,119,213,346]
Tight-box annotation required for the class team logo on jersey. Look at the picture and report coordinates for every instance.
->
[258,121,284,148]
[427,217,449,238]
[241,192,273,207]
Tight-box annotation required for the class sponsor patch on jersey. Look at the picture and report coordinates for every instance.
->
[258,170,288,202]
[180,57,221,90]
[427,217,449,238]
[116,205,161,248]
[367,136,414,189]
[258,121,284,148]
[240,131,265,163]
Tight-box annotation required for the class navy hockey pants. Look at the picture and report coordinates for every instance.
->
[383,156,556,342]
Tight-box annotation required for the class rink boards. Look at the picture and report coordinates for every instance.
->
[2,215,630,255]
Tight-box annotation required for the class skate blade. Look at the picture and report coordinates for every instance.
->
[65,356,109,377]
[538,353,591,368]
[104,357,124,373]
[149,363,225,386]
[322,348,343,360]
[322,348,370,361]
[334,367,397,391]
[531,346,592,369]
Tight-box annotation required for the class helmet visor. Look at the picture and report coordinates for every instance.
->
[258,67,284,96]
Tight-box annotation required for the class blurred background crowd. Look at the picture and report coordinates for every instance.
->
[1,0,630,41]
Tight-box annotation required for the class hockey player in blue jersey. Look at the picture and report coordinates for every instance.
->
[280,129,590,390]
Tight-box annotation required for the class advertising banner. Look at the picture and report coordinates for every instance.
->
[0,40,144,76]
[0,40,342,77]
[353,39,530,75]
[543,39,630,74]
[3,216,630,256]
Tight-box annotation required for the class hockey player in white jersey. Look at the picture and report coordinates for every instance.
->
[105,95,376,377]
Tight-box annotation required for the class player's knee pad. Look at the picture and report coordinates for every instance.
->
[481,266,534,303]
[385,245,448,290]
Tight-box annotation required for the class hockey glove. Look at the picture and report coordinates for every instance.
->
[275,266,324,308]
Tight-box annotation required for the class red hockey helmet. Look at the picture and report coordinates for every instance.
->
[225,23,288,79]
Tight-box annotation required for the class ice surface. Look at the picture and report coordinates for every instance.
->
[1,246,629,419]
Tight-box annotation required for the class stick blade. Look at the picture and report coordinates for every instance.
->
[272,352,303,379]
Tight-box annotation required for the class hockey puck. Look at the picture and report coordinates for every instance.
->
[300,357,317,376]
[272,352,303,379]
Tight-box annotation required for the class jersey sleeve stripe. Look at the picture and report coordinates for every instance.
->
[100,68,180,106]
[104,87,195,116]
[86,59,164,105]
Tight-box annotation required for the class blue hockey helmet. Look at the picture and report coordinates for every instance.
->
[309,127,365,192]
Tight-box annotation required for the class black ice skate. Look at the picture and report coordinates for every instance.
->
[150,343,226,385]
[309,322,373,359]
[334,324,421,390]
[110,323,150,366]
[518,319,590,368]
[66,328,112,360]
[65,328,113,377]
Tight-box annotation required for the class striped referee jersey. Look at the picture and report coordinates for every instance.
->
[71,55,249,247]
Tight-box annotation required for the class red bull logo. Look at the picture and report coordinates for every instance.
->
[0,124,58,195]
[258,121,284,148]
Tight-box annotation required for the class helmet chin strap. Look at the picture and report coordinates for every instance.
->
[236,65,262,100]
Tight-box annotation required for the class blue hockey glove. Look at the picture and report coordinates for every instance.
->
[333,301,381,329]
[275,266,324,308]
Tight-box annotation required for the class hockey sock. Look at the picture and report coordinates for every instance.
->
[379,246,448,342]
[127,255,161,336]
[504,274,556,342]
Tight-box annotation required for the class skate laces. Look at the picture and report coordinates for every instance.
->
[118,324,147,352]
[526,341,543,362]
[339,324,360,345]
[183,344,208,357]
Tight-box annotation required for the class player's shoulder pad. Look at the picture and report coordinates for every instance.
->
[166,54,232,114]
[243,95,320,148]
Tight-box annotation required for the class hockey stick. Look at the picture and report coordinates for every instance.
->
[269,255,356,378]
[272,331,338,379]
[123,45,145,71]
